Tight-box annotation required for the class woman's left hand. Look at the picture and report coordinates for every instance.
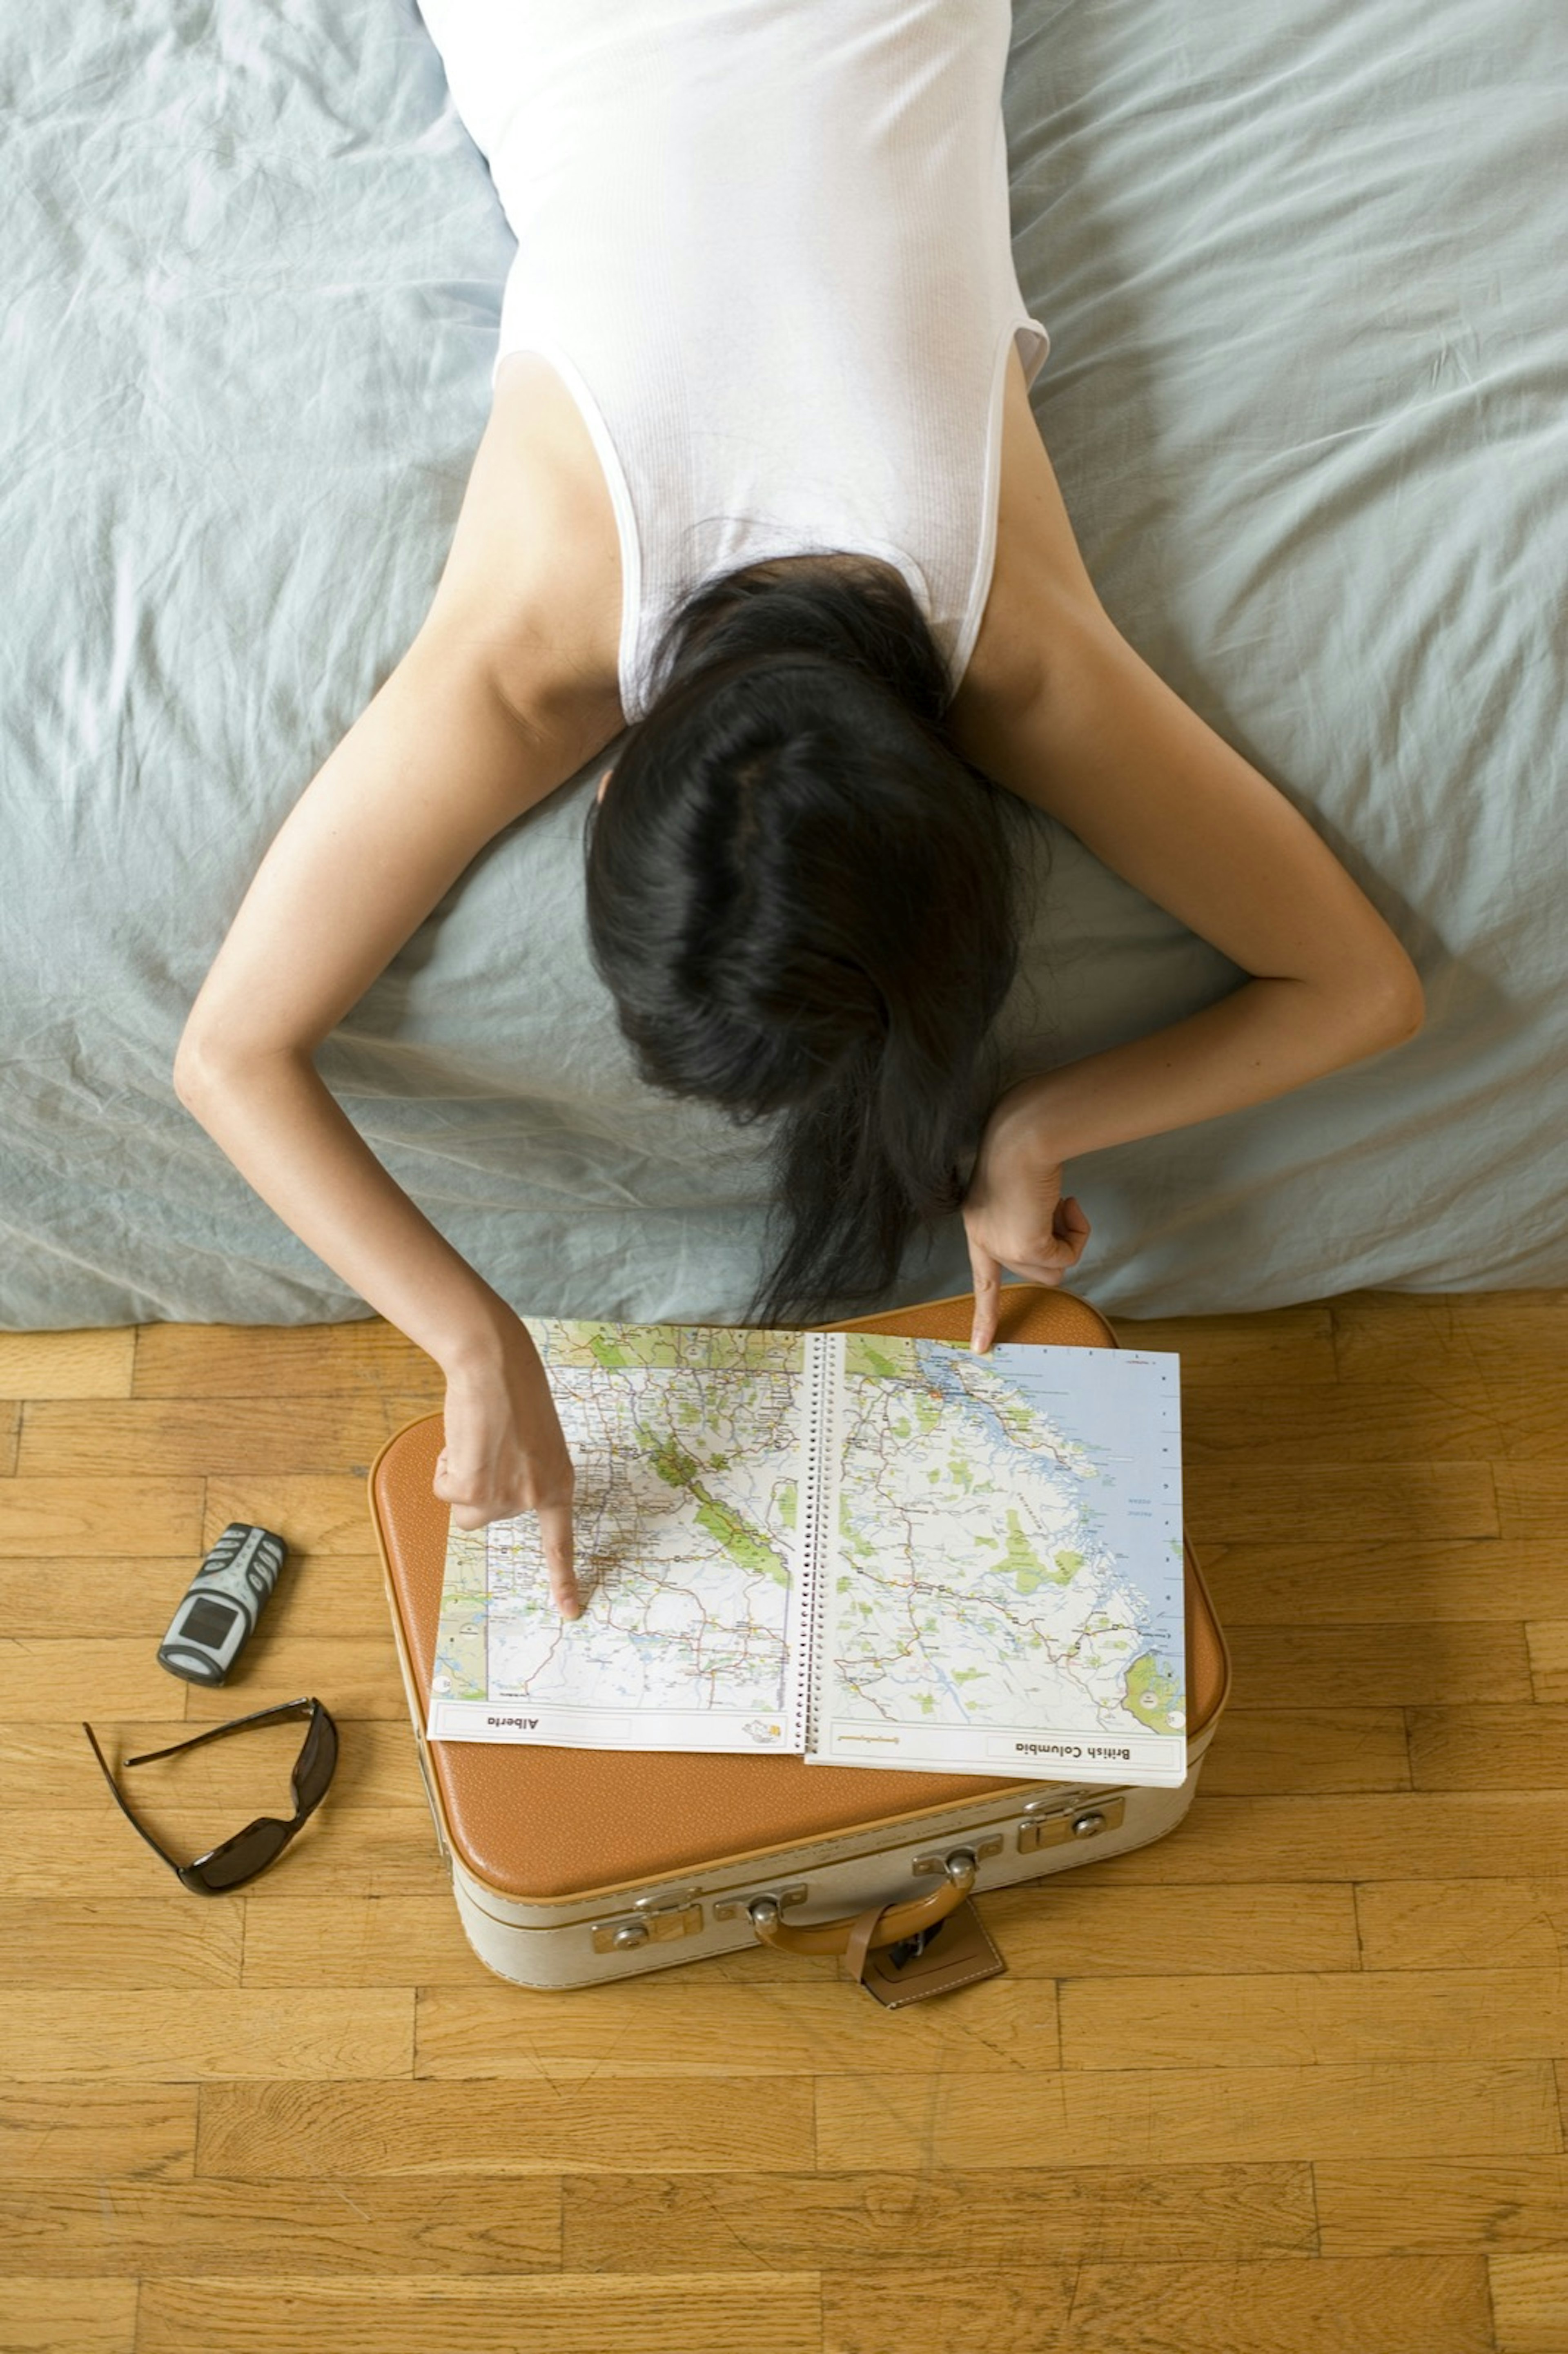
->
[962,1086,1091,1353]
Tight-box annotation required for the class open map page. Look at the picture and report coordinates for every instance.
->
[427,1321,811,1752]
[810,1335,1186,1787]
[426,1321,1185,1787]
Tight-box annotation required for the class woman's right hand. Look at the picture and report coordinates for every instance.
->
[434,1314,581,1617]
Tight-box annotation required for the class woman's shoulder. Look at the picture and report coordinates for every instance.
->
[950,347,1109,728]
[424,353,626,731]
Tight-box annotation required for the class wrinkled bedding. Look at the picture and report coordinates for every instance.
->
[2,0,1564,1328]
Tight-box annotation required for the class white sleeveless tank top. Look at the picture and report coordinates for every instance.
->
[416,0,1049,722]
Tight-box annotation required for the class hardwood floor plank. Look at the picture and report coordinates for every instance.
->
[0,1902,241,1989]
[1489,2255,1568,2354]
[0,1641,210,1723]
[0,1716,424,1810]
[133,1324,438,1397]
[0,1404,16,1477]
[1060,1969,1568,2071]
[822,2256,1493,2354]
[1112,1306,1336,1383]
[1407,1706,1568,1789]
[196,2081,814,2176]
[1080,1794,1568,1883]
[1524,1623,1568,1702]
[815,2062,1560,2168]
[0,1991,413,2082]
[16,1398,432,1480]
[0,1561,216,1642]
[979,1880,1362,1976]
[4,1808,447,1901]
[560,2164,1318,2269]
[0,2276,136,2353]
[1198,1709,1411,1793]
[1223,1623,1532,1707]
[202,1476,377,1554]
[0,1330,136,1398]
[0,2178,560,2275]
[1182,1382,1511,1464]
[174,1636,405,1720]
[1492,1466,1568,1542]
[1332,1291,1568,1381]
[0,1480,201,1557]
[0,2089,196,2182]
[414,1980,1060,2079]
[1181,1462,1497,1544]
[1198,1540,1564,1626]
[1356,1881,1568,1971]
[134,2274,820,2354]
[1316,2158,1568,2253]
[0,1555,394,1643]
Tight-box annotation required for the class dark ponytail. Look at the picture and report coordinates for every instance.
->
[584,555,1026,1324]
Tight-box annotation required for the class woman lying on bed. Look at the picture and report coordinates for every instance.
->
[175,0,1422,1619]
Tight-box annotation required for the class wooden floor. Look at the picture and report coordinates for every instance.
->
[0,1291,1564,2354]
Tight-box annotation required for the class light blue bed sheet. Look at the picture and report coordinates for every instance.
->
[2,0,1563,1328]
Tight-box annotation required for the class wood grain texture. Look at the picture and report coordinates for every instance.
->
[1199,1539,1566,1626]
[0,1329,136,1398]
[413,1980,1060,2078]
[1059,1970,1568,2070]
[1488,2256,1568,2354]
[16,1397,432,1480]
[1315,2159,1568,2254]
[821,2258,1494,2354]
[196,2081,815,2176]
[1223,1624,1532,1706]
[0,1479,201,1556]
[133,2275,821,2354]
[558,2164,1318,2268]
[1407,1707,1568,1789]
[0,2277,136,2353]
[1524,1622,1568,1702]
[813,2063,1562,2168]
[4,1291,1563,2354]
[1197,1708,1411,1792]
[1355,1880,1568,1971]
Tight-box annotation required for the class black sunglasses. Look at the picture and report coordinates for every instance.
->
[82,1697,338,1895]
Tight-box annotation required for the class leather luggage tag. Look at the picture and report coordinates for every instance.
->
[847,1899,1007,2008]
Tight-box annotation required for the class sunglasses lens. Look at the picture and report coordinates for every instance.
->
[292,1709,338,1810]
[192,1819,292,1892]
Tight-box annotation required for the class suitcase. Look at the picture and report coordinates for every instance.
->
[367,1285,1229,1990]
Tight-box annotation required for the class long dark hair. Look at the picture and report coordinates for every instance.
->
[584,555,1026,1325]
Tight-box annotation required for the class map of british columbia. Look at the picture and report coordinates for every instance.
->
[820,1335,1185,1758]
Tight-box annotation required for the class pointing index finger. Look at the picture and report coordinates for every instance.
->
[968,1235,1002,1354]
[535,1500,581,1619]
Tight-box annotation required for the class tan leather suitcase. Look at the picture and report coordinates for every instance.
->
[367,1286,1229,1989]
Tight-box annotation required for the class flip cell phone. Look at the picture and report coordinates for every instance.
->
[156,1524,287,1685]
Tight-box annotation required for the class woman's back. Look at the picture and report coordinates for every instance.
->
[415,0,1049,719]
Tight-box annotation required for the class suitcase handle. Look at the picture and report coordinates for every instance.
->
[745,1848,977,1956]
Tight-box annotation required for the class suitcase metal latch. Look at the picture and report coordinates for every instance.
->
[1018,1795,1126,1852]
[589,1899,704,1954]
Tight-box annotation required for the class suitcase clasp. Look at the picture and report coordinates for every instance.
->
[589,1900,704,1954]
[1017,1795,1127,1852]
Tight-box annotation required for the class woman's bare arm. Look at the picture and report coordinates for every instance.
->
[175,620,619,1606]
[178,359,625,1603]
[950,357,1423,1345]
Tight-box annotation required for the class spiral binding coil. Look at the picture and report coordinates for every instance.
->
[797,1335,834,1756]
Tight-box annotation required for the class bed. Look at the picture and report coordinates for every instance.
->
[4,0,1564,1328]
